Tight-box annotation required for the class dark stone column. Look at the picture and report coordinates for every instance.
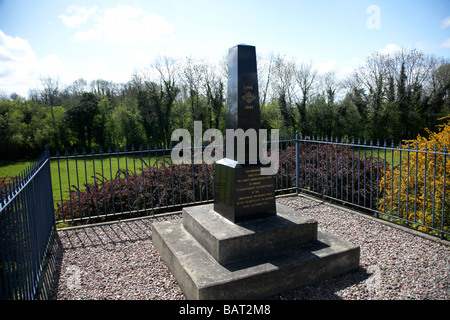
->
[214,44,276,223]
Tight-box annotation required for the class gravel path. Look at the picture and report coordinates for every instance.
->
[49,195,450,300]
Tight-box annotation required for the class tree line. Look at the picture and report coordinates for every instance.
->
[0,48,449,160]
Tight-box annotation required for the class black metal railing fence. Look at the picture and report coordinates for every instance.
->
[0,148,56,300]
[51,135,449,239]
[295,135,449,239]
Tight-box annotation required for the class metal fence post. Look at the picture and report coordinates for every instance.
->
[295,132,299,195]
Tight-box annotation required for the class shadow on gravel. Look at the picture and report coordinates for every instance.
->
[266,267,373,300]
[46,233,64,300]
[46,218,161,300]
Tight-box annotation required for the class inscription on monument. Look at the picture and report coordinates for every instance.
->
[236,168,274,210]
[242,86,256,110]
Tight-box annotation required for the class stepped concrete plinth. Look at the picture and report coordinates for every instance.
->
[152,203,360,300]
[183,203,318,264]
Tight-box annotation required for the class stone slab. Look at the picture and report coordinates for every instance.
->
[183,203,317,264]
[152,212,360,300]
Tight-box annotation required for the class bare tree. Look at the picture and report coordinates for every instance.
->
[294,60,317,135]
[257,53,277,111]
[141,55,181,146]
[180,57,206,125]
[68,78,88,98]
[150,55,180,89]
[35,76,63,150]
[273,54,297,106]
[39,76,62,108]
[354,53,387,110]
[396,49,431,90]
[320,70,341,105]
[294,60,317,107]
[203,60,225,129]
[271,55,298,133]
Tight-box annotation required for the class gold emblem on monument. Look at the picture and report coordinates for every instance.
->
[242,91,256,104]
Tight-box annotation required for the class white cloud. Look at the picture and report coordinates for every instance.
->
[313,60,337,75]
[379,43,402,56]
[338,57,364,77]
[59,5,99,29]
[441,16,450,29]
[441,38,450,48]
[0,30,62,96]
[61,5,176,45]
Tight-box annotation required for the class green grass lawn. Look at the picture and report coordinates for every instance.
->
[0,154,167,207]
[0,159,36,178]
[353,146,401,167]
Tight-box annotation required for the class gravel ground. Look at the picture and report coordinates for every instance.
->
[48,195,450,300]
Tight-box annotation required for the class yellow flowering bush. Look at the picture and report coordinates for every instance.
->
[379,116,450,236]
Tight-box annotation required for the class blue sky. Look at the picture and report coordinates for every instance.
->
[0,0,449,96]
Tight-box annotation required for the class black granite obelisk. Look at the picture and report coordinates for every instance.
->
[214,44,276,223]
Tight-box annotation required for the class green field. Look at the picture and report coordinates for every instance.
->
[0,154,166,206]
[0,159,36,178]
[353,146,401,167]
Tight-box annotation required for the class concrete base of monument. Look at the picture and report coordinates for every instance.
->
[152,203,360,300]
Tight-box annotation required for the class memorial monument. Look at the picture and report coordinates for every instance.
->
[214,44,276,222]
[152,44,360,300]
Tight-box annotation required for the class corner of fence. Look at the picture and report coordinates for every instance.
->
[295,131,300,195]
